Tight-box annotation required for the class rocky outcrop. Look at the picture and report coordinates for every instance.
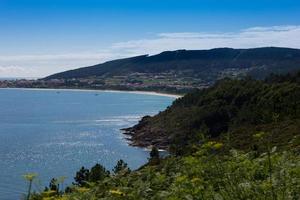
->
[121,115,170,150]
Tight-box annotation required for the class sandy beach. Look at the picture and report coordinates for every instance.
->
[0,87,182,99]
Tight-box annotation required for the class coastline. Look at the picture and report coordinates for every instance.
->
[0,87,182,99]
[0,87,179,152]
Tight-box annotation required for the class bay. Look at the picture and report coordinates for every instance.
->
[0,88,174,200]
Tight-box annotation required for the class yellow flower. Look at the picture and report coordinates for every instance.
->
[202,141,223,150]
[42,197,55,200]
[55,197,69,200]
[175,175,188,184]
[253,132,265,139]
[202,141,216,149]
[22,173,38,181]
[212,142,223,150]
[75,187,90,193]
[42,190,57,197]
[109,189,124,196]
[191,177,201,183]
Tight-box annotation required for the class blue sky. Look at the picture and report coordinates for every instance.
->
[0,0,300,77]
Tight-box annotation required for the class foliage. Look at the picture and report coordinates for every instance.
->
[128,72,300,154]
[113,160,131,175]
[89,163,110,182]
[73,167,90,187]
[148,146,160,165]
[28,72,300,200]
[49,178,58,192]
[31,144,300,200]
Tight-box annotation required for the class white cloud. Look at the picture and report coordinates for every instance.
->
[0,52,131,78]
[1,25,300,78]
[0,65,37,77]
[0,52,122,62]
[242,25,300,32]
[157,32,234,39]
[113,25,300,55]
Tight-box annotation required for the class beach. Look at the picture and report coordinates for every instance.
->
[0,87,182,99]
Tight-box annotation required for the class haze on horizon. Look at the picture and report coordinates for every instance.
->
[0,0,300,78]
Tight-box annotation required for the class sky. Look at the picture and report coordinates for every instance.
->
[0,0,300,78]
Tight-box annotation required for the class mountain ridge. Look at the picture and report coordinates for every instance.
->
[3,47,299,95]
[44,47,300,80]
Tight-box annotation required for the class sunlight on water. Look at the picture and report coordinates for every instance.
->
[0,89,174,200]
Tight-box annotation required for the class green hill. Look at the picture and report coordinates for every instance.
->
[124,71,300,154]
[45,47,300,81]
[29,72,300,200]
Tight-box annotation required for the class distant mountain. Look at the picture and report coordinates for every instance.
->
[45,47,300,80]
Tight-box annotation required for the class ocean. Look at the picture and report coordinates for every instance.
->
[0,88,174,200]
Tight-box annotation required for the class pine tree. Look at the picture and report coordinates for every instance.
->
[113,159,131,174]
[49,178,58,192]
[74,166,90,186]
[89,163,110,182]
[149,146,160,165]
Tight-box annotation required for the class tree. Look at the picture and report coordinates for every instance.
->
[65,186,73,194]
[49,178,58,192]
[74,166,90,186]
[89,163,110,182]
[149,146,160,165]
[113,159,131,174]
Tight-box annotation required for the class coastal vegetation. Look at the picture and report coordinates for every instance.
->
[29,144,300,200]
[124,71,300,154]
[26,71,300,200]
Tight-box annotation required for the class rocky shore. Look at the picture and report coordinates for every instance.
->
[121,116,170,150]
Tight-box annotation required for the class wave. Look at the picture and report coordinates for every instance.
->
[52,115,143,125]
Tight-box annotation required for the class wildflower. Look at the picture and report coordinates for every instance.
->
[202,141,216,149]
[110,189,124,196]
[41,190,57,197]
[253,131,265,139]
[57,197,68,200]
[212,142,223,150]
[22,173,38,181]
[23,173,38,200]
[76,187,90,193]
[191,177,201,183]
[202,141,223,150]
[175,175,188,184]
[43,197,55,200]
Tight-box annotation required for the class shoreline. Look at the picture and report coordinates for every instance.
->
[0,87,182,99]
[0,87,179,151]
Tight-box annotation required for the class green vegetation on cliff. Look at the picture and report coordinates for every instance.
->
[28,72,300,200]
[30,143,300,200]
[125,71,300,154]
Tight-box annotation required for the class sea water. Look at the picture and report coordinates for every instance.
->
[0,88,174,200]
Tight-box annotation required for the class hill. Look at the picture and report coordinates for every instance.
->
[124,71,300,154]
[29,72,300,200]
[45,47,300,80]
[2,47,299,94]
